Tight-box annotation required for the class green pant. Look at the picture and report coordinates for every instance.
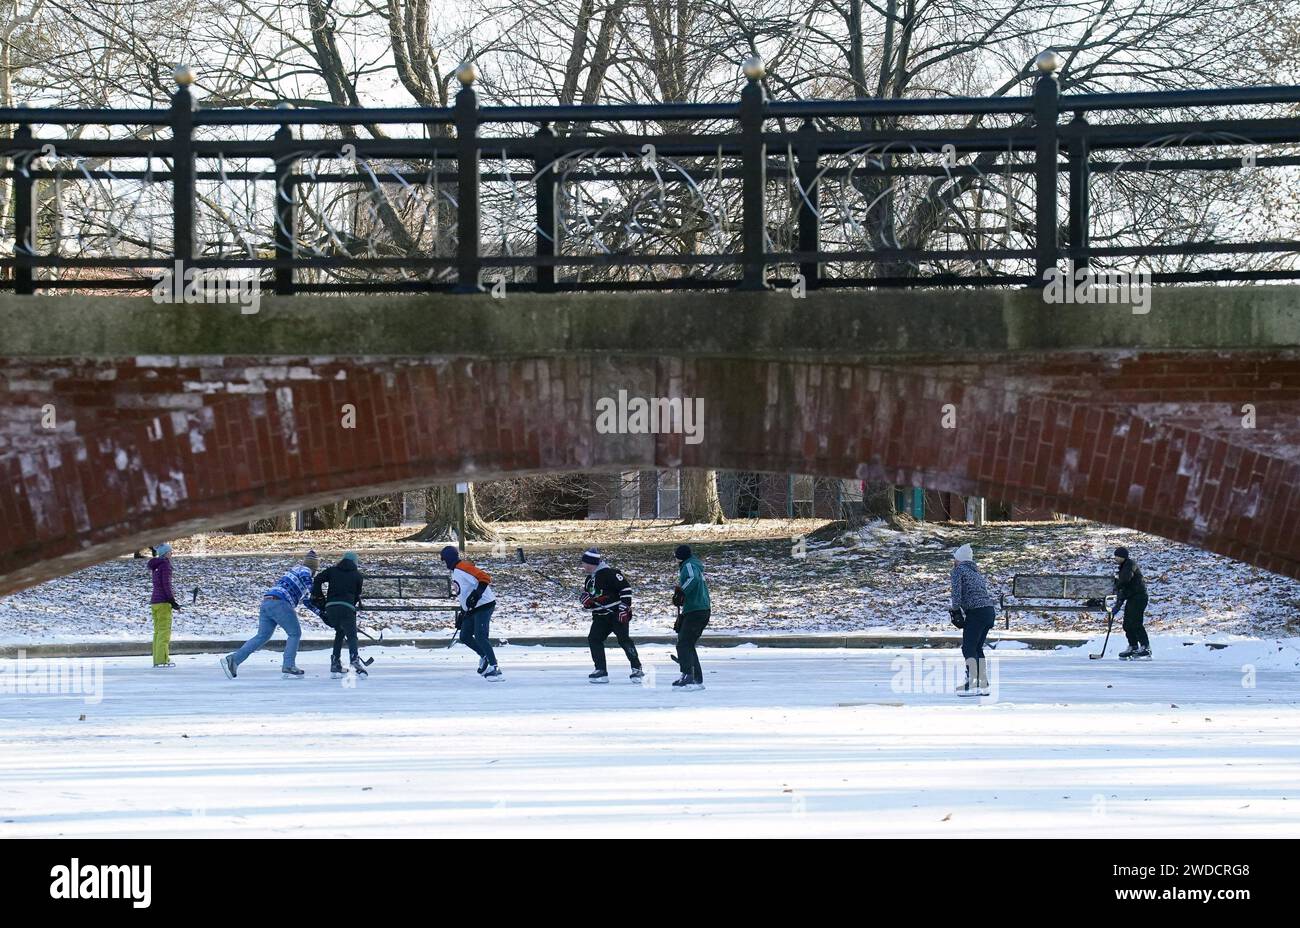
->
[152,603,173,665]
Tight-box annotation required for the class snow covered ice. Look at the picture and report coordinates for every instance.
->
[2,639,1298,838]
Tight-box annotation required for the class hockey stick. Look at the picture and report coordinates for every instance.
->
[317,607,377,665]
[1089,612,1114,660]
[515,547,581,599]
[352,619,381,665]
[671,603,682,665]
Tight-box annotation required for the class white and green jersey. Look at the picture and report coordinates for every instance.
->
[677,556,710,613]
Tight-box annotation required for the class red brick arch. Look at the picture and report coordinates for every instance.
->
[2,350,1298,593]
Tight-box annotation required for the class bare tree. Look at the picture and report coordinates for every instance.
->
[680,468,724,523]
[403,484,496,542]
[312,494,400,529]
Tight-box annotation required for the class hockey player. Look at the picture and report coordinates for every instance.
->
[221,550,322,679]
[671,545,710,690]
[440,545,502,681]
[311,551,367,678]
[147,543,181,668]
[950,543,998,696]
[1111,546,1151,661]
[580,548,643,683]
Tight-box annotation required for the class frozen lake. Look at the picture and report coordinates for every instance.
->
[2,638,1298,837]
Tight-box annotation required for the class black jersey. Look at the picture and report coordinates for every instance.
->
[582,564,632,618]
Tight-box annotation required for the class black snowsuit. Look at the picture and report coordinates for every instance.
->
[676,610,710,684]
[1114,557,1149,649]
[583,564,640,672]
[312,560,364,663]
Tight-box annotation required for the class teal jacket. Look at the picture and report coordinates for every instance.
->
[676,556,710,614]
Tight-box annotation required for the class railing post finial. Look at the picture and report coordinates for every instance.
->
[456,61,479,86]
[1034,49,1062,78]
[741,54,765,83]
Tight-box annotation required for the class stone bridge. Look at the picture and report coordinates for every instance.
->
[1,285,1298,593]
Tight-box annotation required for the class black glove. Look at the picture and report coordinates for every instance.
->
[454,609,464,630]
[465,582,486,611]
[949,608,965,629]
[671,587,685,608]
[673,618,682,634]
[168,599,182,611]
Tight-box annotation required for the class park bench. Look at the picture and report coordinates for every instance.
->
[361,573,460,616]
[998,573,1114,629]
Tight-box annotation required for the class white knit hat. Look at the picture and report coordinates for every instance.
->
[953,543,974,562]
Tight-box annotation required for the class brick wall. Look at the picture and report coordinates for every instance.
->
[1,349,1298,592]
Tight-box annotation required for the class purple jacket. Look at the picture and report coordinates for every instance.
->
[148,556,175,605]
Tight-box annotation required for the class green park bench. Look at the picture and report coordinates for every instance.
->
[998,573,1114,630]
[361,573,460,616]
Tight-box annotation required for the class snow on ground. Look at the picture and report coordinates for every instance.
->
[2,520,1297,644]
[2,639,1298,837]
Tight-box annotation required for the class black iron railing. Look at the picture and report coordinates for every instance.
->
[1,54,1298,295]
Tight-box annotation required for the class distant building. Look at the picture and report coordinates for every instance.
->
[585,471,1056,522]
[585,471,681,519]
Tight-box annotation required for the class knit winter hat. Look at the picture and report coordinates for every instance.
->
[440,545,460,569]
[155,543,172,557]
[675,545,692,561]
[953,544,974,562]
[1113,546,1129,559]
[303,549,320,567]
[342,550,359,563]
[581,548,601,565]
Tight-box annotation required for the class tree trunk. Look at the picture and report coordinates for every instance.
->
[401,484,495,542]
[679,469,724,524]
[862,481,900,525]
